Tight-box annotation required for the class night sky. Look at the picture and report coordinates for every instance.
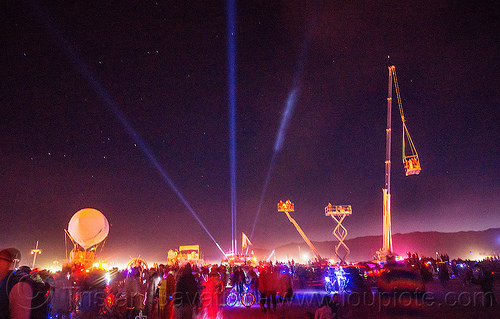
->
[1,1,499,267]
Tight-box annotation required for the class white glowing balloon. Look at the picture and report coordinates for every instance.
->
[68,208,109,249]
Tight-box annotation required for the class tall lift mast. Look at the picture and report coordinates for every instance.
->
[379,66,421,259]
[381,67,394,256]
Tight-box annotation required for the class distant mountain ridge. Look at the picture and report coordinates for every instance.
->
[263,228,500,262]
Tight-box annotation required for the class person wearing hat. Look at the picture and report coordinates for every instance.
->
[0,248,32,319]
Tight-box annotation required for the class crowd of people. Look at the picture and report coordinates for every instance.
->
[66,261,295,319]
[1,246,298,319]
[400,252,498,308]
[1,246,498,319]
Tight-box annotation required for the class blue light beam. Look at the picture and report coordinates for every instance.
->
[249,7,317,242]
[30,1,227,258]
[248,152,277,242]
[274,88,299,153]
[248,86,299,242]
[227,0,238,254]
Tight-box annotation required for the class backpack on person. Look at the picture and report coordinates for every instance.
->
[7,270,51,319]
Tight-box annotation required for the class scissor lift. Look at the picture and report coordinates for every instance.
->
[325,203,352,264]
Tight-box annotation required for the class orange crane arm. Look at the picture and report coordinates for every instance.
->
[283,211,322,261]
[390,66,422,175]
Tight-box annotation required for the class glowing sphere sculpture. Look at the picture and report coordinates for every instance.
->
[68,208,109,249]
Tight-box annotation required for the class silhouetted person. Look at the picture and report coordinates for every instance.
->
[0,248,32,319]
[174,263,198,319]
[475,264,496,307]
[314,295,333,319]
[438,263,449,288]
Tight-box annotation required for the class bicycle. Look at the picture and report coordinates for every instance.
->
[324,267,350,294]
[226,284,255,308]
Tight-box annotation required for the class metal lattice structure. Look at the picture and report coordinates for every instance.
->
[325,203,352,264]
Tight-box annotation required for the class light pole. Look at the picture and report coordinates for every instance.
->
[31,241,41,269]
[325,203,352,264]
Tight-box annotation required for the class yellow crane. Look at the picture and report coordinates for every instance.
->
[380,66,422,259]
[390,65,422,176]
[278,200,323,261]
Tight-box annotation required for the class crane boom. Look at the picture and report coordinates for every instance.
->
[389,66,421,176]
[283,211,323,261]
[278,200,322,261]
[379,66,422,260]
[382,66,393,254]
